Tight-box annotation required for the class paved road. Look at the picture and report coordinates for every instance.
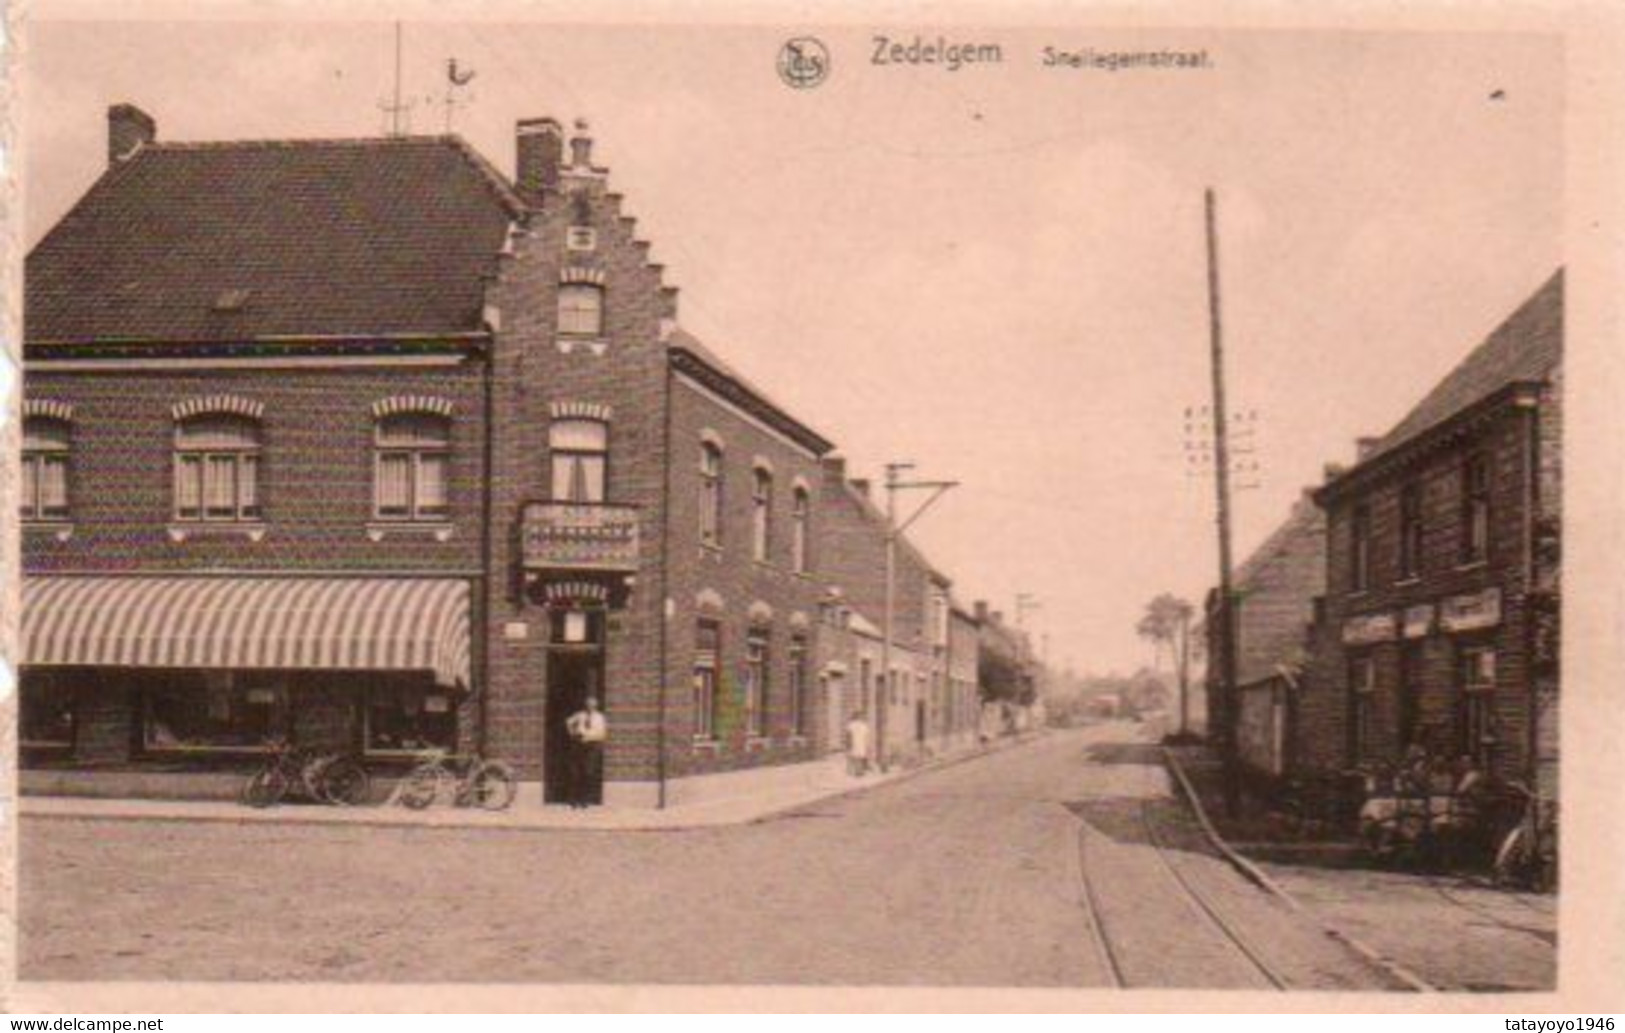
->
[19,723,1393,987]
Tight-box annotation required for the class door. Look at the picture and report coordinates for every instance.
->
[824,672,844,754]
[543,608,606,804]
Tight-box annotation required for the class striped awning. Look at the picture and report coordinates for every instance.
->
[22,577,472,688]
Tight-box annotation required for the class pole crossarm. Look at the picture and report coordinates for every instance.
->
[891,480,959,536]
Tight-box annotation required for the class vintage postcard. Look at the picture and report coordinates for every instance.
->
[3,0,1623,1015]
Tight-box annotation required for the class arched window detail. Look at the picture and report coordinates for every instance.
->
[558,283,604,337]
[22,416,72,522]
[175,414,262,523]
[699,441,723,547]
[549,419,608,503]
[751,466,773,562]
[374,412,451,521]
[791,485,811,573]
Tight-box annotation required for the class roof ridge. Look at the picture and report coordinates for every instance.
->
[144,134,458,152]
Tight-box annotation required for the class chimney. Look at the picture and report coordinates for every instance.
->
[515,117,564,202]
[991,610,1006,626]
[1356,436,1382,460]
[569,118,594,169]
[1323,462,1347,483]
[974,600,989,623]
[822,456,847,483]
[108,103,156,165]
[849,478,871,500]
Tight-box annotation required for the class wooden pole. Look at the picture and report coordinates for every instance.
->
[1205,188,1242,816]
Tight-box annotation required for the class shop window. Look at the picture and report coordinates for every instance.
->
[1457,644,1497,765]
[1462,454,1491,563]
[549,419,608,503]
[175,414,262,522]
[20,672,76,750]
[558,283,604,337]
[21,417,72,522]
[791,487,811,573]
[375,412,450,521]
[744,631,769,738]
[788,637,809,738]
[142,671,288,753]
[751,467,773,562]
[1348,654,1376,763]
[1399,482,1424,579]
[699,442,723,547]
[1350,503,1372,592]
[365,682,456,755]
[693,620,720,741]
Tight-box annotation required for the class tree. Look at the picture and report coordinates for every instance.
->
[1136,593,1195,734]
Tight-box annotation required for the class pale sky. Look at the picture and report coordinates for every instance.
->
[21,18,1562,674]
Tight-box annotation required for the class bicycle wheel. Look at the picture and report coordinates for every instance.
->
[321,757,372,806]
[1493,824,1530,887]
[242,767,289,809]
[468,761,517,811]
[397,768,442,810]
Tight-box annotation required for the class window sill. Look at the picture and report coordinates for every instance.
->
[556,337,608,357]
[699,543,723,560]
[168,523,267,543]
[367,522,454,543]
[1347,589,1369,600]
[690,737,721,752]
[1456,559,1490,572]
[23,522,74,542]
[1394,576,1423,587]
[745,736,771,751]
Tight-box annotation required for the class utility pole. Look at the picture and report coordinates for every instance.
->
[378,22,413,137]
[1205,187,1242,817]
[881,462,958,772]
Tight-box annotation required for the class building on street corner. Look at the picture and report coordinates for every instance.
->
[17,104,1023,807]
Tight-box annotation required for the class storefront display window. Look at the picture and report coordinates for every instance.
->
[142,671,289,752]
[20,671,77,750]
[365,681,456,755]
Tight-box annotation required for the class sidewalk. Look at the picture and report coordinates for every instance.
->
[20,732,1042,833]
[1163,745,1556,992]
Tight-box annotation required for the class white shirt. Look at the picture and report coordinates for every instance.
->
[845,718,870,757]
[568,711,608,743]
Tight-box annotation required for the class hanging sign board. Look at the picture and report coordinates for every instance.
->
[1441,588,1502,633]
[1402,604,1436,639]
[1342,612,1397,645]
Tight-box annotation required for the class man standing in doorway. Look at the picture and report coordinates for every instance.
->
[565,696,607,808]
[845,711,871,777]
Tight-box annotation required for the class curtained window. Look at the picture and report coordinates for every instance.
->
[549,419,608,503]
[21,417,72,522]
[175,414,262,522]
[375,413,451,521]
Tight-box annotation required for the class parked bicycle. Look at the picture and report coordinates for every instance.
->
[1492,780,1558,892]
[241,738,372,808]
[391,748,516,811]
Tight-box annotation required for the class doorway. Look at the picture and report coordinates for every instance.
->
[543,608,606,805]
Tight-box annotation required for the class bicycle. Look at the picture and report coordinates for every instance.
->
[391,748,516,811]
[241,739,372,808]
[1492,780,1558,892]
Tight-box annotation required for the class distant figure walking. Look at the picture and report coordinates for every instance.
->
[565,696,608,808]
[845,712,871,777]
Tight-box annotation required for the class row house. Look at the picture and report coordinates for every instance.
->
[973,602,1038,734]
[1210,270,1561,797]
[1201,491,1326,780]
[812,459,973,764]
[16,104,858,807]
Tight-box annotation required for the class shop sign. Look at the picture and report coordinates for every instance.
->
[1341,612,1397,645]
[1441,588,1502,633]
[1402,604,1435,639]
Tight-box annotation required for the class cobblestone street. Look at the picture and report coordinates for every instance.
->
[18,723,1546,989]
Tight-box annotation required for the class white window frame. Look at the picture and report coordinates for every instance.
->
[21,417,72,523]
[373,413,451,522]
[791,487,811,573]
[745,631,769,738]
[700,443,723,547]
[693,620,721,741]
[558,283,605,337]
[751,468,773,562]
[174,414,263,524]
[549,419,609,504]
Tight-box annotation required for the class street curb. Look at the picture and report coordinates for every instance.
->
[19,733,1047,836]
[746,729,1048,824]
[1161,747,1438,994]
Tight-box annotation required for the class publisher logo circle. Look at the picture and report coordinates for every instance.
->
[778,37,830,89]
